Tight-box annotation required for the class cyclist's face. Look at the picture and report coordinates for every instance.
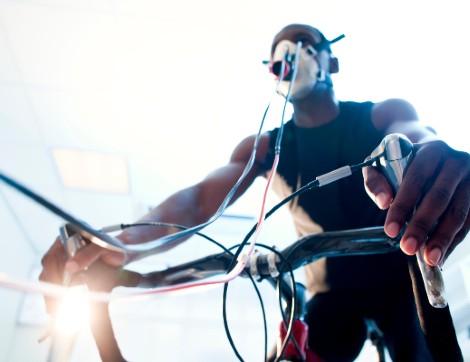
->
[270,25,331,100]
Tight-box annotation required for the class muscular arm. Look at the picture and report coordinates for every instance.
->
[40,132,272,285]
[118,133,271,249]
[371,98,435,141]
[364,98,470,266]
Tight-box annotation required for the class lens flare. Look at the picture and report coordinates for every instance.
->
[54,285,90,334]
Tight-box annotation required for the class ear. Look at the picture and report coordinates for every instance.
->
[329,55,339,74]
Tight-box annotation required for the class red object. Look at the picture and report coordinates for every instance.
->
[270,60,291,80]
[277,319,324,362]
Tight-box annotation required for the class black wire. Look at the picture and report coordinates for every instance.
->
[1,151,383,361]
[119,222,230,253]
[276,278,305,362]
[0,171,107,239]
[276,243,315,362]
[221,243,299,362]
[122,222,268,362]
[221,244,268,362]
[227,180,316,273]
[351,156,381,172]
[221,157,384,360]
[254,244,301,362]
[227,156,382,271]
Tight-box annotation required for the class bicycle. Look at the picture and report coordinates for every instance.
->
[0,134,463,362]
[53,222,460,362]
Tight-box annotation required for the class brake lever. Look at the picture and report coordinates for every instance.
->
[59,223,90,286]
[370,133,447,308]
[59,224,142,294]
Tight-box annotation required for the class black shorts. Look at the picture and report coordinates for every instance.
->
[305,284,433,361]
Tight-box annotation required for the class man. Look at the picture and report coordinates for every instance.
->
[40,24,469,361]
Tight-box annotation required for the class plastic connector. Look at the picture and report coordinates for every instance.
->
[249,253,261,281]
[316,166,352,187]
[267,252,280,278]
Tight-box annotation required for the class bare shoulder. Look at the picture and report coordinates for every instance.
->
[371,98,419,131]
[231,132,272,164]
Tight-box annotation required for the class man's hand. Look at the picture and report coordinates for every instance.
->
[39,237,136,361]
[364,140,470,266]
[39,237,128,314]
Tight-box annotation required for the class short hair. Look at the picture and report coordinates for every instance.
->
[271,24,344,55]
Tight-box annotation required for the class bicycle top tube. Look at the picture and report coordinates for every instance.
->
[108,226,400,289]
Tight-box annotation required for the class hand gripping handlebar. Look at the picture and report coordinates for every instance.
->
[370,133,447,308]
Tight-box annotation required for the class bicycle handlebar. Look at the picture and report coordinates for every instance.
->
[61,223,463,362]
[55,133,446,308]
[123,226,399,289]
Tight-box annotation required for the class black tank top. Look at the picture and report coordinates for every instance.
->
[266,101,410,293]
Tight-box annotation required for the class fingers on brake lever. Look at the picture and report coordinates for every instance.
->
[370,134,414,194]
[371,134,447,308]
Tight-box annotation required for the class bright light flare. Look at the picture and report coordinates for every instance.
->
[54,285,90,334]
